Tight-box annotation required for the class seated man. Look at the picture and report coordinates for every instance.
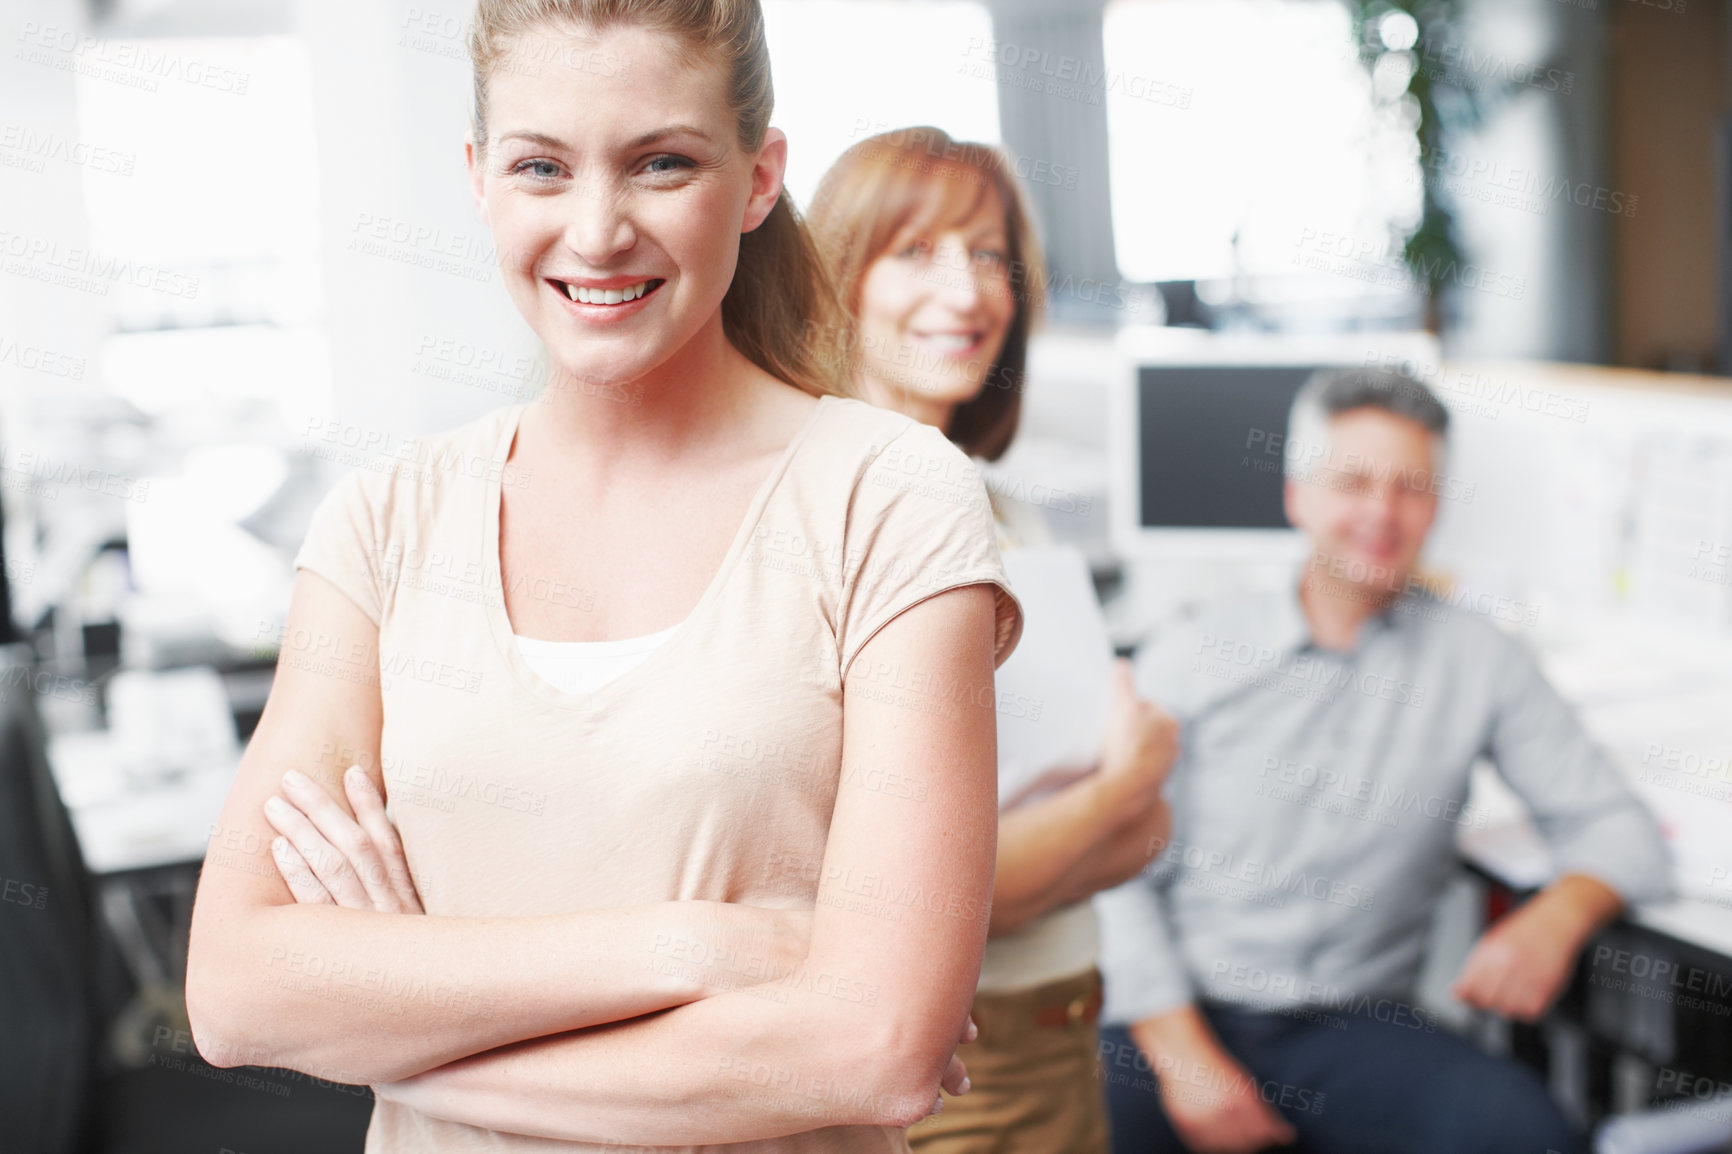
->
[1095,367,1671,1154]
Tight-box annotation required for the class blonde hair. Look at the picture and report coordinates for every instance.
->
[467,0,852,398]
[806,126,1046,460]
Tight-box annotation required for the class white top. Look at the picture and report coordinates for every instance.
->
[977,490,1103,993]
[514,623,682,695]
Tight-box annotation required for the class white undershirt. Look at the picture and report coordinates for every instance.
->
[514,623,682,695]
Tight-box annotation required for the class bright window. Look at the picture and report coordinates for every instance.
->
[1104,0,1419,286]
[74,35,329,423]
[764,1,1000,211]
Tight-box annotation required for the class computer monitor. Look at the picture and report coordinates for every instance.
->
[1109,329,1439,559]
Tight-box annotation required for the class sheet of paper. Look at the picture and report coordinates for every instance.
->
[995,545,1115,811]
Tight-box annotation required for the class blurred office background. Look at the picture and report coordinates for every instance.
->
[4,0,1732,1150]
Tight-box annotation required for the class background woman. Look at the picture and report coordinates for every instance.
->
[184,6,1021,1150]
[808,127,1179,1154]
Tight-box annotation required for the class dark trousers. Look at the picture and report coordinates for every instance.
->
[1100,1003,1585,1154]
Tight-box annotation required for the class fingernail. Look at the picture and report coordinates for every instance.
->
[282,769,309,790]
[957,1077,970,1095]
[265,796,288,816]
[346,765,367,785]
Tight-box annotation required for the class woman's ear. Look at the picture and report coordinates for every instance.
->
[465,137,489,223]
[741,127,788,234]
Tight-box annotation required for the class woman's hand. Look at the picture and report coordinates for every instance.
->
[1096,658,1180,812]
[926,1014,978,1117]
[263,765,423,913]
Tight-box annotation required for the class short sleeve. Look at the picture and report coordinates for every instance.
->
[292,469,387,626]
[837,422,1024,679]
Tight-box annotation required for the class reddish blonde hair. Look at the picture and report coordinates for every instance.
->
[807,126,1046,460]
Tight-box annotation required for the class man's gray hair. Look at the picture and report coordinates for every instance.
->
[1283,366,1450,480]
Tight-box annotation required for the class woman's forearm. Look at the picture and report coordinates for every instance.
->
[374,588,1006,1142]
[991,775,1126,934]
[380,974,944,1143]
[187,894,787,1084]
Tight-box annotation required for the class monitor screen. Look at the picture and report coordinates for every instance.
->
[1136,364,1326,530]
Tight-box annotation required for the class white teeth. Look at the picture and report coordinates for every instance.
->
[919,332,974,351]
[564,279,651,305]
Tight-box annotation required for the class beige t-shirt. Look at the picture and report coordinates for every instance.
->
[292,395,1023,1154]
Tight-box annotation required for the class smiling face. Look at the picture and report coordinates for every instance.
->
[852,186,1016,425]
[1284,407,1441,597]
[466,20,784,387]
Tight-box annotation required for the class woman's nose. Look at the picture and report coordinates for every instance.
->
[561,184,636,264]
[933,244,988,309]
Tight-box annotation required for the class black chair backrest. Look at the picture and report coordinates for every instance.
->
[0,645,98,1154]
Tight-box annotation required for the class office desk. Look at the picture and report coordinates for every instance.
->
[49,728,237,874]
[1451,611,1732,1138]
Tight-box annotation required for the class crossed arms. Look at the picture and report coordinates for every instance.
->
[186,570,1002,1144]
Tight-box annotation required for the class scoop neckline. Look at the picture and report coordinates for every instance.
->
[482,395,833,709]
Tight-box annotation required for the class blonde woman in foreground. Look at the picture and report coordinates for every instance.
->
[185,4,1022,1149]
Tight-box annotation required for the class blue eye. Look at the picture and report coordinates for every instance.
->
[511,158,562,181]
[643,154,694,176]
